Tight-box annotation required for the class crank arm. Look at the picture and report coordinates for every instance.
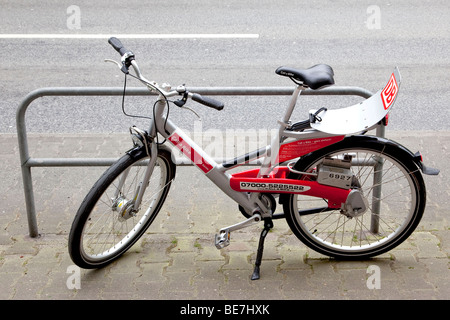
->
[215,214,262,249]
[219,213,262,234]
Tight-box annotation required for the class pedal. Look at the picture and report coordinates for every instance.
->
[214,213,262,249]
[215,230,230,249]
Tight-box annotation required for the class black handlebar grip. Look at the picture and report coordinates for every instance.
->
[108,37,128,56]
[192,93,224,111]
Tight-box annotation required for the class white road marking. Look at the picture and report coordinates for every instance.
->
[0,33,259,39]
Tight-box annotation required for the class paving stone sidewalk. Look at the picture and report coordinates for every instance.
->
[0,131,448,300]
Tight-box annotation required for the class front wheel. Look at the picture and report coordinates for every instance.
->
[69,147,176,268]
[283,136,426,259]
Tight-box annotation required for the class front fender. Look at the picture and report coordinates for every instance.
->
[125,143,176,166]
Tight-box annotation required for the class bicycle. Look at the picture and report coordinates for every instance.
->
[68,37,439,280]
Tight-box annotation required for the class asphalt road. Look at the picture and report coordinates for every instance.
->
[1,0,449,133]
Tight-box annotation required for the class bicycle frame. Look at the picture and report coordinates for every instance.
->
[130,60,400,221]
[137,86,347,218]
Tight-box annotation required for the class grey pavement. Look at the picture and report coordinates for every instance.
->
[0,130,448,301]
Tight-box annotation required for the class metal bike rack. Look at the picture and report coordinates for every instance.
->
[16,86,377,237]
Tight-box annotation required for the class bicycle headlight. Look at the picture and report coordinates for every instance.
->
[129,126,146,147]
[131,133,144,147]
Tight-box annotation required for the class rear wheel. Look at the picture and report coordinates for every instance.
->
[283,136,426,259]
[69,147,176,268]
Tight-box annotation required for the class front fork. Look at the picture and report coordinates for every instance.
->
[112,127,158,219]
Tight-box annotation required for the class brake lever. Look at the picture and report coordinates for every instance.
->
[104,59,123,69]
[174,91,188,107]
[180,105,201,119]
[169,86,199,118]
[105,58,159,94]
[104,58,129,74]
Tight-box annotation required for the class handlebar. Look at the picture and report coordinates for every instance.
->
[192,93,224,111]
[108,37,130,56]
[107,37,224,111]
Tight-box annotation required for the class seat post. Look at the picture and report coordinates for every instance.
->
[257,85,306,178]
[280,85,305,133]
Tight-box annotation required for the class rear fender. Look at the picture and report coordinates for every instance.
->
[412,151,440,176]
[278,135,439,205]
[310,67,401,135]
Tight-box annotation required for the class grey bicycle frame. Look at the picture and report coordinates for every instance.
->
[135,83,339,217]
[126,59,395,219]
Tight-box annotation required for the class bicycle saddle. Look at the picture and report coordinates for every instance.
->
[276,64,335,89]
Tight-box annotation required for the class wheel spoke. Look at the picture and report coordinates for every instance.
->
[70,151,174,266]
[287,142,421,257]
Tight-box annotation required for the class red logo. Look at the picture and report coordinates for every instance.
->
[168,132,213,174]
[381,73,398,110]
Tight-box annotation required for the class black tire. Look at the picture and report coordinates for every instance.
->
[69,147,176,268]
[283,135,426,259]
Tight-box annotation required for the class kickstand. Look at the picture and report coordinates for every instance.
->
[251,218,273,280]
